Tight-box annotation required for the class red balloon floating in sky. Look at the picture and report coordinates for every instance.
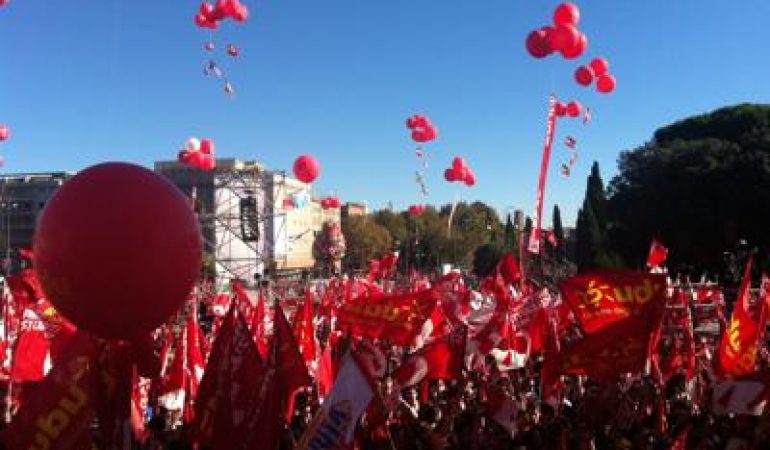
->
[553,2,580,27]
[597,74,617,93]
[590,57,610,77]
[33,162,202,339]
[0,124,9,142]
[525,27,554,59]
[574,65,594,86]
[293,154,321,184]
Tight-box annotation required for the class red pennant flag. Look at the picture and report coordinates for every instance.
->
[251,289,269,358]
[496,252,522,286]
[560,271,667,334]
[186,312,206,399]
[274,303,313,421]
[337,289,437,346]
[11,306,51,382]
[717,258,768,377]
[647,238,669,268]
[317,344,334,399]
[295,350,376,450]
[292,289,317,375]
[191,306,264,449]
[393,325,466,388]
[2,332,98,450]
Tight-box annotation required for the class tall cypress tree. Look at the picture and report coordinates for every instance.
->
[575,162,618,271]
[504,213,515,251]
[552,204,565,259]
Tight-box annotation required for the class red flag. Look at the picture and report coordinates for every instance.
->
[717,258,767,377]
[2,332,98,450]
[158,328,187,413]
[337,289,437,346]
[251,289,269,358]
[292,289,317,375]
[186,312,206,399]
[6,267,45,310]
[11,306,51,382]
[496,252,522,286]
[317,344,334,399]
[393,325,466,388]
[560,271,667,334]
[274,303,313,421]
[543,302,664,383]
[93,341,139,448]
[647,239,669,268]
[190,306,264,449]
[295,350,376,450]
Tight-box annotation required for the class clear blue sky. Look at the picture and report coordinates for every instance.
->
[2,0,769,225]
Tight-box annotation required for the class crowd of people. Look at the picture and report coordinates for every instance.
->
[4,259,770,450]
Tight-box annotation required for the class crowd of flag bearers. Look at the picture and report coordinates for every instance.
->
[2,246,770,450]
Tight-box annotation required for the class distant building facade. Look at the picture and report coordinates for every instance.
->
[155,159,341,281]
[341,202,367,218]
[0,172,73,249]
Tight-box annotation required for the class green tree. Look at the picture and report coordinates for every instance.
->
[341,215,392,271]
[576,162,618,271]
[607,104,770,273]
[550,204,565,260]
[503,213,516,252]
[372,209,407,246]
[472,243,505,278]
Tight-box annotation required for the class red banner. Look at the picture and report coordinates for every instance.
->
[543,305,664,382]
[528,95,557,254]
[337,289,437,346]
[560,271,667,334]
[3,332,98,450]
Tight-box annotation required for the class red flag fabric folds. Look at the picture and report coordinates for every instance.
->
[3,332,98,450]
[560,271,667,334]
[647,239,669,268]
[717,259,768,378]
[393,325,466,388]
[337,289,437,346]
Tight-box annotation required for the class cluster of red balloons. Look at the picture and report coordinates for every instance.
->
[444,157,476,187]
[574,57,616,93]
[554,100,583,118]
[195,0,249,29]
[0,124,9,142]
[320,196,341,209]
[525,3,586,60]
[293,154,321,184]
[177,138,216,171]
[408,204,427,216]
[406,114,438,143]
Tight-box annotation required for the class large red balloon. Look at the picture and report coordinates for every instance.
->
[0,124,9,142]
[553,2,580,27]
[574,65,594,87]
[597,74,616,93]
[293,154,321,183]
[33,163,202,339]
[590,57,610,77]
[560,32,587,59]
[525,27,553,59]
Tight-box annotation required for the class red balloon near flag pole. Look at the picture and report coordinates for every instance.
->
[0,124,10,142]
[33,162,202,340]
